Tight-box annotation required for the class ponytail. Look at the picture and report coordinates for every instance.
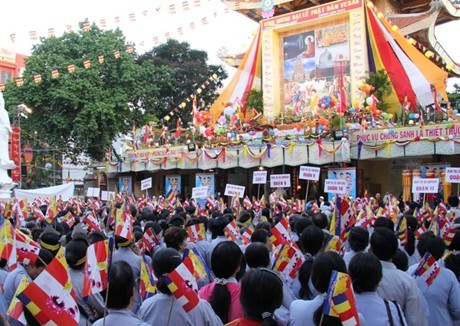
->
[298,256,314,299]
[209,283,231,324]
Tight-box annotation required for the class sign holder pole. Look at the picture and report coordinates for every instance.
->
[257,184,260,201]
[305,180,310,202]
[423,192,426,208]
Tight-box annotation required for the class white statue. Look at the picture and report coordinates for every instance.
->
[0,92,16,186]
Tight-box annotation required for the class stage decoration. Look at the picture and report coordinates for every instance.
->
[402,170,412,203]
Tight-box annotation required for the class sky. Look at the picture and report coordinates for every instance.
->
[0,0,458,90]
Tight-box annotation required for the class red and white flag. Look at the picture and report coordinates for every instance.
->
[412,252,440,286]
[186,223,206,243]
[15,230,40,265]
[241,226,254,245]
[224,220,240,242]
[164,256,199,312]
[270,216,291,247]
[83,240,109,297]
[84,211,102,232]
[272,244,304,279]
[141,228,160,253]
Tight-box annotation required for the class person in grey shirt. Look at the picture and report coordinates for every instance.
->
[139,248,223,326]
[65,235,105,325]
[371,227,428,326]
[92,261,149,326]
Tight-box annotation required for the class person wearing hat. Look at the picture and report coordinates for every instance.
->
[66,234,104,325]
[112,235,142,312]
[39,226,61,257]
[139,248,222,326]
[319,196,325,208]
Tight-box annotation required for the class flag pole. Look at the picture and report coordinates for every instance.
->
[103,237,115,326]
[305,180,310,202]
[257,184,260,201]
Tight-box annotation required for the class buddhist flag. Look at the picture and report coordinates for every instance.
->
[397,217,408,246]
[415,224,427,238]
[272,244,304,279]
[60,211,76,228]
[324,234,343,254]
[241,226,254,245]
[164,256,199,312]
[84,211,101,232]
[140,255,156,300]
[183,248,210,281]
[0,218,17,269]
[224,220,240,242]
[18,248,80,325]
[7,275,30,325]
[115,205,133,241]
[141,228,160,254]
[186,223,206,243]
[412,252,440,286]
[323,271,360,326]
[269,216,291,247]
[83,240,109,297]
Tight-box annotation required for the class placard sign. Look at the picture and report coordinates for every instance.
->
[324,179,347,194]
[446,168,460,183]
[141,177,152,191]
[299,166,321,181]
[270,174,291,188]
[412,178,440,193]
[192,186,209,199]
[86,187,100,197]
[253,171,268,184]
[224,184,245,198]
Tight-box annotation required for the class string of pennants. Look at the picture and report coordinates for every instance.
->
[162,67,225,122]
[7,0,231,47]
[406,37,457,71]
[0,45,136,92]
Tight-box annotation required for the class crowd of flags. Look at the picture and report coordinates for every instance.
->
[0,186,456,322]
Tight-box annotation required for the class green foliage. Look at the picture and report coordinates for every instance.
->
[3,28,225,161]
[246,89,264,113]
[364,69,392,111]
[137,40,227,127]
[448,83,460,108]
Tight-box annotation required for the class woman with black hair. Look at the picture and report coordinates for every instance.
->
[199,241,244,324]
[227,268,283,326]
[66,235,105,325]
[209,215,231,249]
[399,215,421,266]
[349,252,406,325]
[291,225,324,300]
[444,229,460,282]
[93,261,149,326]
[139,248,222,326]
[289,251,356,326]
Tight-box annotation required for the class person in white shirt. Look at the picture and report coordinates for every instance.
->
[349,252,406,326]
[370,227,428,326]
[407,232,460,326]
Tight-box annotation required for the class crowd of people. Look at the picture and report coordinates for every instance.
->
[0,191,460,326]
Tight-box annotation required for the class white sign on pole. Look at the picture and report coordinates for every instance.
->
[101,191,116,201]
[86,187,100,198]
[270,174,291,188]
[192,186,209,199]
[141,177,152,191]
[324,179,347,194]
[299,166,321,181]
[224,184,245,198]
[446,168,460,183]
[253,171,267,184]
[412,178,440,193]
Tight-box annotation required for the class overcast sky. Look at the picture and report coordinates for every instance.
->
[1,0,458,90]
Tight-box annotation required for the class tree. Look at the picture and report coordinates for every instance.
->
[137,40,227,127]
[448,83,460,108]
[3,22,168,160]
[364,69,392,111]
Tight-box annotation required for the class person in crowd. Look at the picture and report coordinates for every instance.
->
[111,235,142,312]
[289,251,357,326]
[4,248,54,307]
[349,252,406,325]
[209,215,231,249]
[444,229,460,282]
[186,217,213,267]
[448,195,460,223]
[343,226,369,268]
[92,261,149,326]
[392,249,409,272]
[288,214,302,243]
[292,225,324,299]
[311,213,329,234]
[250,229,274,256]
[370,227,428,326]
[139,248,223,325]
[407,231,460,325]
[39,226,61,257]
[65,234,105,325]
[245,242,270,270]
[163,226,189,254]
[199,241,244,324]
[400,215,421,266]
[226,268,283,326]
